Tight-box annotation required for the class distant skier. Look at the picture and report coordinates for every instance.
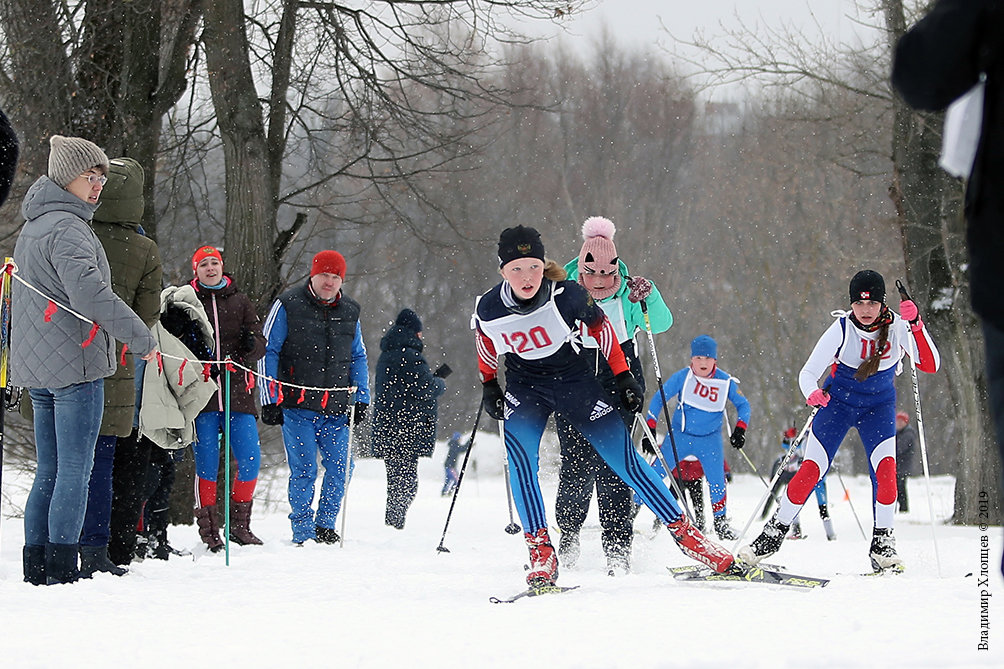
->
[643,335,751,540]
[763,427,836,541]
[442,431,468,496]
[894,410,917,513]
[741,270,940,572]
[474,226,734,587]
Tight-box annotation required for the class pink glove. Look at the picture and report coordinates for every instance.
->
[899,299,919,323]
[807,389,830,408]
[626,276,653,303]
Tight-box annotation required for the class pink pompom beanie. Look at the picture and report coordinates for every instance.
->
[578,216,621,300]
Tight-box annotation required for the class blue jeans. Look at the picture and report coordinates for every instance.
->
[194,411,262,482]
[24,380,104,546]
[80,435,117,546]
[281,408,353,542]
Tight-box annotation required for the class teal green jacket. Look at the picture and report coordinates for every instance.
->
[564,257,673,337]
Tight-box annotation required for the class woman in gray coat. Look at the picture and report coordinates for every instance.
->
[11,136,157,585]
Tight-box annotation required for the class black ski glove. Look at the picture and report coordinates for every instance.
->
[238,327,257,354]
[482,379,505,420]
[730,425,746,450]
[261,404,284,426]
[433,363,452,379]
[352,401,368,425]
[640,435,657,457]
[614,371,644,414]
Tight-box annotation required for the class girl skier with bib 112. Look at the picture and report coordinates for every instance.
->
[740,270,939,572]
[473,225,735,587]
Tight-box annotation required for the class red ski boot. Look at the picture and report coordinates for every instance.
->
[525,528,559,585]
[667,515,735,573]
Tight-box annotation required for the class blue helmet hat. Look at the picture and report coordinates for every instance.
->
[690,335,717,359]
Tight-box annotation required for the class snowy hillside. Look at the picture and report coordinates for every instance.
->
[1,433,1001,668]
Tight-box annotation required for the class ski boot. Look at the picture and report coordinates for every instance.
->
[667,515,735,573]
[525,528,558,586]
[557,529,580,569]
[820,505,836,541]
[603,536,631,577]
[713,515,739,541]
[869,527,904,573]
[787,520,805,540]
[738,516,789,565]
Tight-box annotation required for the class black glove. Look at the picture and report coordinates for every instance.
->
[730,425,746,450]
[261,404,284,426]
[640,436,657,457]
[614,371,644,414]
[433,363,452,379]
[160,304,191,339]
[352,401,368,425]
[238,327,257,354]
[482,379,505,420]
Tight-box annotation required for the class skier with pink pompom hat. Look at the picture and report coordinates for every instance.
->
[554,216,674,575]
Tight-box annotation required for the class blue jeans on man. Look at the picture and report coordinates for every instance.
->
[281,408,352,543]
[24,379,104,547]
[80,434,117,546]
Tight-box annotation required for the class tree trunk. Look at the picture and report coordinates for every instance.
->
[202,0,280,312]
[885,0,1001,525]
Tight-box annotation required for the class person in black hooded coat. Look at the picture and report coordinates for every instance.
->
[371,309,448,529]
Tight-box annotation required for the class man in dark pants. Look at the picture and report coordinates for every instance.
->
[892,0,1004,576]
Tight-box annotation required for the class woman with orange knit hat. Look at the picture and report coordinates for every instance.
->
[188,245,267,551]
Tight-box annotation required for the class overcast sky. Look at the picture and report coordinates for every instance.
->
[523,0,878,52]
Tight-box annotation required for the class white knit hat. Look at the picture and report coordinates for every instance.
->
[47,135,110,188]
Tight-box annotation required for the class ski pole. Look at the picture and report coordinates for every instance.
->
[832,463,867,540]
[733,407,819,552]
[224,359,232,566]
[896,279,942,576]
[339,395,357,548]
[499,419,522,535]
[437,403,484,553]
[0,258,11,544]
[639,300,689,505]
[634,413,695,522]
[724,406,769,489]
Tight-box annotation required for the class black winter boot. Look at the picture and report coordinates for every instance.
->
[45,542,81,585]
[79,545,128,577]
[23,545,46,585]
[194,505,224,552]
[713,515,739,541]
[557,530,580,569]
[229,501,264,545]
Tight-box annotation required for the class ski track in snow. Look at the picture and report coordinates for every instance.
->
[1,434,1001,668]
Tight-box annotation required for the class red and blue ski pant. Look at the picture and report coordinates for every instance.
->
[779,388,897,529]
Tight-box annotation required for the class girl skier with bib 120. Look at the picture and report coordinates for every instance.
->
[740,270,939,572]
[473,225,734,587]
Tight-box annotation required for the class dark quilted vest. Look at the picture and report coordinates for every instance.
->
[276,283,359,414]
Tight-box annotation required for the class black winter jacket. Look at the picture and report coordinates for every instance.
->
[371,325,446,459]
[892,0,1004,329]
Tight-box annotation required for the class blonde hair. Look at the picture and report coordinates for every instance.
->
[544,259,567,281]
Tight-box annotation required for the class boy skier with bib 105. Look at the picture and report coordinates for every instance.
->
[473,225,734,587]
[740,270,939,572]
[643,335,750,540]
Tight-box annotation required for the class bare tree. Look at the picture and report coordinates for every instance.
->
[665,0,999,524]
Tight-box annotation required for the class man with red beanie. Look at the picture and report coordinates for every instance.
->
[257,250,369,545]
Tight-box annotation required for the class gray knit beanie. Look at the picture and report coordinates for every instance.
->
[47,135,110,188]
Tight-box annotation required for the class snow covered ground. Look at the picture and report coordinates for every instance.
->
[1,433,1001,668]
